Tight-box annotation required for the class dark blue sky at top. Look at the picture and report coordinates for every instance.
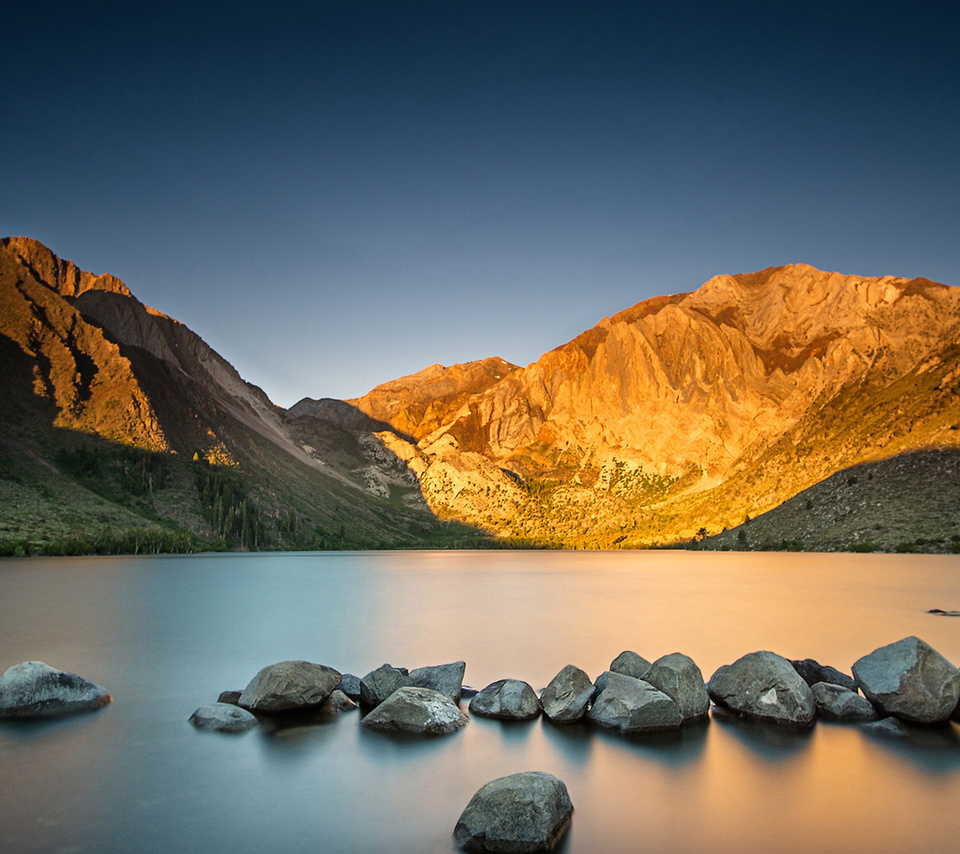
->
[3,1,959,405]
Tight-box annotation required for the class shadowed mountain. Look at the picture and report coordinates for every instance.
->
[0,237,488,553]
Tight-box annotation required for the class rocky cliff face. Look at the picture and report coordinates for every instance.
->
[347,264,960,547]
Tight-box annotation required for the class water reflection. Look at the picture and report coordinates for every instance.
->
[710,706,815,759]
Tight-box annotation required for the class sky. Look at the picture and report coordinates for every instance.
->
[3,1,959,407]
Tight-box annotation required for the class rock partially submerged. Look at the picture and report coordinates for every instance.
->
[360,664,412,708]
[189,702,257,733]
[708,651,816,727]
[336,673,362,701]
[217,689,243,706]
[238,660,341,714]
[790,658,856,692]
[852,636,960,724]
[0,661,112,718]
[410,661,466,702]
[469,679,541,721]
[646,653,710,720]
[361,686,467,735]
[587,672,682,733]
[540,665,593,723]
[454,771,573,853]
[321,689,357,714]
[811,682,878,723]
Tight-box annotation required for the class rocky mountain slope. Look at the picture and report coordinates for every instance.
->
[332,264,960,548]
[0,237,486,553]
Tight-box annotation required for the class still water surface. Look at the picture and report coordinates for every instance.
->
[1,550,959,853]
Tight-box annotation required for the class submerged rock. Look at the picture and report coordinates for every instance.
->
[361,686,467,735]
[645,653,710,720]
[189,702,257,733]
[540,665,593,723]
[469,679,541,721]
[610,651,652,681]
[360,664,412,708]
[454,771,573,853]
[811,682,879,723]
[587,672,682,733]
[852,636,960,724]
[410,661,466,702]
[238,660,341,713]
[790,658,857,692]
[0,661,112,718]
[708,651,816,727]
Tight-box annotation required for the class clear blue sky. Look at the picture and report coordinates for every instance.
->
[3,1,958,406]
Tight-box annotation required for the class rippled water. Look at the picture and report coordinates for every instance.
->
[1,550,959,853]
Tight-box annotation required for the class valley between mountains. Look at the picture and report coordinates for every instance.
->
[2,236,959,554]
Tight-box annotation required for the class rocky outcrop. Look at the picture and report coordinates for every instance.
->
[539,665,594,723]
[586,672,682,733]
[469,679,541,721]
[409,661,466,702]
[0,661,112,718]
[359,664,412,708]
[610,651,652,680]
[454,771,573,853]
[360,687,466,735]
[851,636,960,724]
[645,653,710,720]
[810,683,878,723]
[237,660,341,713]
[708,651,816,727]
[189,702,258,732]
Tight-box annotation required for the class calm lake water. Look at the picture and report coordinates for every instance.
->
[1,550,959,853]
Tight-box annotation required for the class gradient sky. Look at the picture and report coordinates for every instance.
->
[3,1,959,406]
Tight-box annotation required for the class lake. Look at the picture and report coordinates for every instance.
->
[1,550,959,853]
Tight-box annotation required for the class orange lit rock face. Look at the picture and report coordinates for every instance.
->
[353,264,960,546]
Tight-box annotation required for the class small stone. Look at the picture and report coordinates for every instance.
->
[360,664,412,708]
[336,673,362,701]
[791,658,856,691]
[540,665,593,723]
[409,661,466,702]
[811,682,879,722]
[454,771,573,853]
[217,690,242,705]
[189,702,257,733]
[320,689,357,713]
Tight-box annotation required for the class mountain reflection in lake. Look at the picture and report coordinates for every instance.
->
[1,550,959,853]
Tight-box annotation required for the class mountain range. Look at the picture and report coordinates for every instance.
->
[2,236,959,554]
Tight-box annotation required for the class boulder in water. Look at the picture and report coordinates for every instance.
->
[0,661,112,718]
[540,665,593,723]
[238,660,341,713]
[189,702,257,733]
[361,686,467,735]
[469,679,541,721]
[708,651,816,727]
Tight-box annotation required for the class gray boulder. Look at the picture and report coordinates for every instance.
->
[469,679,541,721]
[540,665,593,723]
[238,660,341,713]
[454,771,573,853]
[791,658,856,691]
[336,673,362,701]
[610,650,652,680]
[811,682,879,723]
[360,663,412,708]
[708,651,816,727]
[646,653,710,720]
[0,661,112,718]
[320,689,357,714]
[361,686,467,735]
[587,672,682,733]
[852,636,960,724]
[217,690,242,705]
[410,661,466,702]
[189,702,257,733]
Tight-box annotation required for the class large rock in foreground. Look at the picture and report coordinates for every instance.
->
[0,661,112,718]
[708,651,816,727]
[454,771,573,853]
[469,679,541,721]
[361,686,467,735]
[189,702,258,733]
[587,672,682,733]
[540,665,593,723]
[410,661,466,702]
[646,653,710,720]
[238,660,341,713]
[852,636,960,724]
